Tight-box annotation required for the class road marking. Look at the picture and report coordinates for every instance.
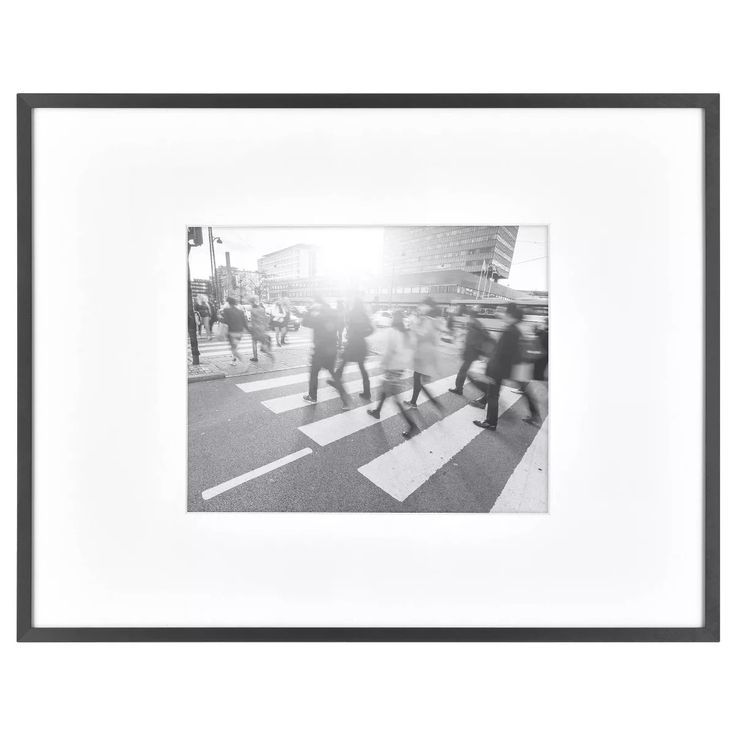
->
[190,342,313,357]
[491,418,548,513]
[298,375,456,446]
[201,447,314,500]
[236,360,379,394]
[357,388,520,502]
[262,375,385,414]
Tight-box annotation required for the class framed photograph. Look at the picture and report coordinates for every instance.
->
[18,94,719,641]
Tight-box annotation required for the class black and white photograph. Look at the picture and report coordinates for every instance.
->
[188,225,549,512]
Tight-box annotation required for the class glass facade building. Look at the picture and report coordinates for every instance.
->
[257,244,316,281]
[383,226,519,280]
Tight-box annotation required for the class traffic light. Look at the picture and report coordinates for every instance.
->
[187,227,204,248]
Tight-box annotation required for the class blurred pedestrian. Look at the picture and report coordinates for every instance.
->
[335,299,346,350]
[302,297,348,409]
[533,318,549,381]
[449,305,492,396]
[221,296,248,365]
[272,298,289,347]
[367,310,418,438]
[335,297,374,400]
[470,303,541,430]
[404,297,442,411]
[195,295,213,339]
[247,297,273,362]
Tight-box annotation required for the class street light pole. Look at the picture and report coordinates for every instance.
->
[187,245,200,365]
[208,227,220,305]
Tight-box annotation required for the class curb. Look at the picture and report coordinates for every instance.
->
[188,371,227,384]
[188,361,312,384]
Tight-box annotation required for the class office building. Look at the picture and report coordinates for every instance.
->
[257,244,316,281]
[383,226,519,280]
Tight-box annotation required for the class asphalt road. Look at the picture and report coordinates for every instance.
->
[188,329,548,512]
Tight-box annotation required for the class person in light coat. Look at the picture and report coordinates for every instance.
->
[367,310,419,438]
[404,297,443,412]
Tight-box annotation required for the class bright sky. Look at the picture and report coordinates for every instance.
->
[189,225,548,291]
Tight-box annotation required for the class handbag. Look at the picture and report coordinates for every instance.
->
[213,321,228,339]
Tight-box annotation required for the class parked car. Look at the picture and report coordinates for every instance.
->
[371,310,393,328]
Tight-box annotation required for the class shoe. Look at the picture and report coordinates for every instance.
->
[302,395,317,403]
[341,404,351,411]
[230,359,237,366]
[367,409,381,419]
[448,387,463,396]
[473,420,496,431]
[249,357,258,363]
[523,415,541,428]
[358,392,371,400]
[403,401,418,410]
[402,426,419,439]
[470,399,486,408]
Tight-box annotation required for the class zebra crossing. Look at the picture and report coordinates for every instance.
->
[189,333,314,361]
[200,359,547,509]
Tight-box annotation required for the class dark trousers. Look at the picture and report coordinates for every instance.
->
[469,375,540,427]
[533,356,548,381]
[374,390,417,431]
[410,372,440,406]
[335,357,370,396]
[308,351,346,402]
[454,353,478,391]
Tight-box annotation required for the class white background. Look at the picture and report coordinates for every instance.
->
[0,2,732,735]
[31,107,703,628]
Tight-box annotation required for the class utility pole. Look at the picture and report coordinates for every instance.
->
[208,227,220,305]
[186,227,203,365]
[225,251,233,302]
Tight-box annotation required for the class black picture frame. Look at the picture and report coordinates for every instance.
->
[17,94,720,643]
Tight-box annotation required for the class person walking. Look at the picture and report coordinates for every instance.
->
[272,299,289,347]
[220,296,248,366]
[367,311,418,438]
[404,297,442,411]
[449,305,491,396]
[533,318,549,381]
[302,297,349,409]
[195,295,213,340]
[445,308,456,343]
[334,300,346,350]
[247,297,273,362]
[335,297,374,400]
[470,303,541,430]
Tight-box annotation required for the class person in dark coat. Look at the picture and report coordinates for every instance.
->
[220,296,248,365]
[334,297,374,399]
[470,303,541,430]
[247,297,273,362]
[449,305,490,396]
[533,319,549,381]
[302,297,349,409]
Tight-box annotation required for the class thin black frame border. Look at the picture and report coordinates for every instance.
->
[17,94,720,643]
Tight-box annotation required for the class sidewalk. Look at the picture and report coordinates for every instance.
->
[187,335,312,383]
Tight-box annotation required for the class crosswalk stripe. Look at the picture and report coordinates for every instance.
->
[236,359,380,394]
[357,388,520,502]
[491,417,548,513]
[202,447,314,500]
[298,375,456,447]
[261,374,385,414]
[190,340,313,355]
